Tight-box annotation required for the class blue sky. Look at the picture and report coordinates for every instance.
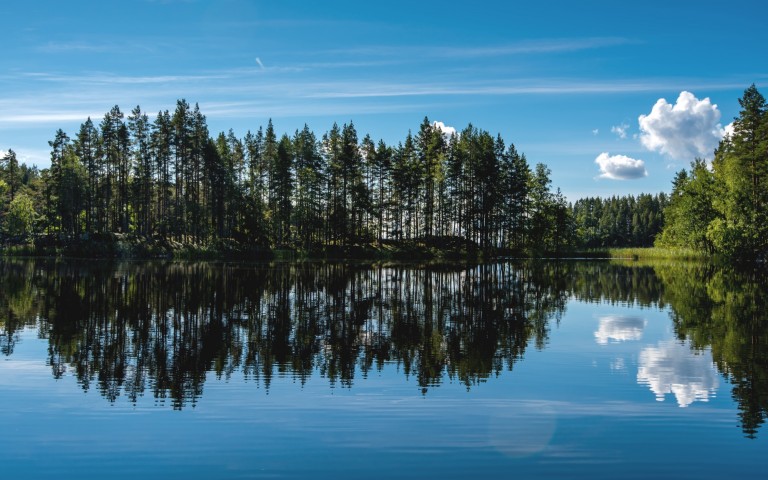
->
[1,0,765,201]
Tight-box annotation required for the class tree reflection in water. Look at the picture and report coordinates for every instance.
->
[0,258,765,437]
[0,260,565,408]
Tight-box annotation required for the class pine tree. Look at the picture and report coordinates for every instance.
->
[128,106,152,235]
[273,135,294,246]
[75,119,99,233]
[151,110,173,237]
[1,149,21,202]
[709,84,768,258]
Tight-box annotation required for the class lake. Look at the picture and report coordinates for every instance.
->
[0,259,765,479]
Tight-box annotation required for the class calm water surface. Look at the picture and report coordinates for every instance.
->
[1,259,765,479]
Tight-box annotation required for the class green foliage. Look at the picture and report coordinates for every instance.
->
[656,159,715,252]
[655,262,768,437]
[0,179,7,232]
[658,85,768,260]
[4,193,38,238]
[603,247,708,261]
[1,149,21,202]
[0,260,566,403]
[528,164,574,254]
[2,257,764,436]
[17,104,587,257]
[1,149,44,240]
[573,193,667,248]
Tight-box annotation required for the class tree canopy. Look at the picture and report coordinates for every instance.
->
[2,84,766,261]
[2,109,573,256]
[659,85,768,260]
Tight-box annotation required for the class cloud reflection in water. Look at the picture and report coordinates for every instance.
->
[595,315,647,345]
[637,340,719,407]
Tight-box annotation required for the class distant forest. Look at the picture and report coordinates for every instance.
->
[0,85,765,259]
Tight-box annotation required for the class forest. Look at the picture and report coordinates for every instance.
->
[0,106,572,256]
[0,85,765,259]
[657,85,768,260]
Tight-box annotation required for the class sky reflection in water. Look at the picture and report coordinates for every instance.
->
[0,259,765,479]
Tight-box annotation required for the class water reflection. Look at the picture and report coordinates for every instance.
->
[594,315,646,345]
[637,340,719,407]
[0,260,566,408]
[657,263,768,437]
[1,258,766,437]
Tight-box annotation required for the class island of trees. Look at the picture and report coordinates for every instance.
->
[0,85,765,260]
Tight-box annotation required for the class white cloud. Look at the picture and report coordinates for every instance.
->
[595,152,648,180]
[638,91,725,160]
[432,120,457,138]
[723,121,735,139]
[595,315,646,345]
[255,57,265,70]
[637,340,719,407]
[592,128,599,135]
[611,122,629,139]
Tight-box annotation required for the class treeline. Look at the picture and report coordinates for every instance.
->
[657,85,768,260]
[0,104,573,254]
[3,85,763,258]
[571,193,668,248]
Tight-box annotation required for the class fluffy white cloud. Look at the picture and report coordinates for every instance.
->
[611,122,629,139]
[432,121,457,138]
[594,315,646,345]
[592,128,599,135]
[637,340,719,407]
[638,91,725,160]
[595,152,647,180]
[723,121,735,139]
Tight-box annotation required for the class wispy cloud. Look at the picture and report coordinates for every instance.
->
[301,79,746,99]
[611,123,629,139]
[200,99,432,119]
[434,37,636,57]
[0,112,104,124]
[36,41,114,53]
[0,70,749,133]
[292,60,402,70]
[19,71,233,85]
[36,40,160,55]
[327,37,636,59]
[142,0,198,4]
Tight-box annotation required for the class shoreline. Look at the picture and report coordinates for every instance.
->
[0,235,712,263]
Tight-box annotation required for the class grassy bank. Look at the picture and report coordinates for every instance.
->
[0,234,486,261]
[2,236,715,263]
[579,247,710,261]
[0,234,274,260]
